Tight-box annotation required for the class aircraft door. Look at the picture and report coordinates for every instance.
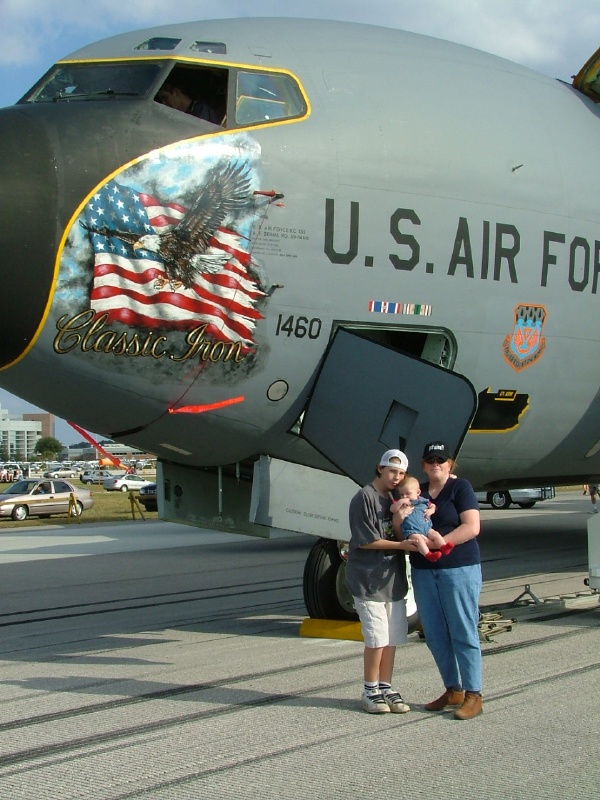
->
[301,328,476,483]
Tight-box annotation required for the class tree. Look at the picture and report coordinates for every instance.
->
[34,436,63,460]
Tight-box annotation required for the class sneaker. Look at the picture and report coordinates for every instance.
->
[382,689,410,713]
[361,689,390,713]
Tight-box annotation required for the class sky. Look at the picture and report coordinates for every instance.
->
[1,0,599,443]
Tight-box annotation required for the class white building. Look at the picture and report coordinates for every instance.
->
[59,441,152,463]
[0,405,49,461]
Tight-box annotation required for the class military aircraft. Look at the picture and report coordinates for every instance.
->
[1,18,600,615]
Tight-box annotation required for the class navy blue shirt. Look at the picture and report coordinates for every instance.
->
[410,477,480,570]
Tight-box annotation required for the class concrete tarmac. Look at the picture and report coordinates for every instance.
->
[0,490,597,799]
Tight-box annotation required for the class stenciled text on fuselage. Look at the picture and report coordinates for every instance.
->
[53,310,248,363]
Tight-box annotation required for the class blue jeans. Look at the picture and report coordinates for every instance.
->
[411,564,482,693]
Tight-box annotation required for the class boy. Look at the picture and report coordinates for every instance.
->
[392,476,454,562]
[345,449,416,714]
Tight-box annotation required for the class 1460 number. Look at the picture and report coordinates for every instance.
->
[275,315,322,339]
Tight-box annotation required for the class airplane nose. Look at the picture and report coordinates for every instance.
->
[0,107,58,368]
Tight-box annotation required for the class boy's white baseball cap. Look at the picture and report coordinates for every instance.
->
[379,449,408,470]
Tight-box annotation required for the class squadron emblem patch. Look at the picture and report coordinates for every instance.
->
[502,304,547,372]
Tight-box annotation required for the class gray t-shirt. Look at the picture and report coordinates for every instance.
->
[345,483,408,602]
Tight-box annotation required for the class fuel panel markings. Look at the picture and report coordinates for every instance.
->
[469,388,530,433]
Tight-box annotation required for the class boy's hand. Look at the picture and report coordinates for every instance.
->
[390,499,413,517]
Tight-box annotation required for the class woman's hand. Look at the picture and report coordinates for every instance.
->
[426,528,446,549]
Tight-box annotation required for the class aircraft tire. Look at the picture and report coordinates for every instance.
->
[489,491,511,509]
[302,538,420,632]
[303,538,357,620]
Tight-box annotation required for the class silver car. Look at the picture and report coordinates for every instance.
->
[476,487,555,510]
[0,479,94,521]
[80,469,121,484]
[43,466,78,479]
[102,473,156,492]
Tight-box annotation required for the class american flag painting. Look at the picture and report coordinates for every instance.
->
[83,177,265,345]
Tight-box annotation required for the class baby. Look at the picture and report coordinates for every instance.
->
[391,476,454,562]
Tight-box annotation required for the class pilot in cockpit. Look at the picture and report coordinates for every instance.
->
[155,79,222,125]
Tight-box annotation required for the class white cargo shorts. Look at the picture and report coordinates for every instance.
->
[353,597,408,648]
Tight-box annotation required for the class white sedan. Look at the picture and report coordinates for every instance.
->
[102,474,156,492]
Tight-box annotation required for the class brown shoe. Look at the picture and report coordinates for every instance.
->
[424,688,465,711]
[454,691,483,720]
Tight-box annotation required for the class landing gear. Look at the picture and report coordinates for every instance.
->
[302,537,420,632]
[303,538,356,620]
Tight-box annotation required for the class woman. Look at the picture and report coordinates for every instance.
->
[403,440,482,720]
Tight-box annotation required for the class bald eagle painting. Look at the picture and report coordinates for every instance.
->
[79,154,267,345]
[84,161,252,290]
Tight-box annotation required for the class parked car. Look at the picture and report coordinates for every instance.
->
[138,483,157,511]
[0,479,94,521]
[0,462,25,480]
[476,487,555,510]
[80,469,121,484]
[102,474,156,492]
[43,466,78,479]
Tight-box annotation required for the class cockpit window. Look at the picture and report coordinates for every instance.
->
[235,71,306,125]
[135,37,181,51]
[573,50,600,102]
[23,57,308,128]
[155,65,228,126]
[21,62,162,103]
[235,72,306,125]
[190,42,227,54]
